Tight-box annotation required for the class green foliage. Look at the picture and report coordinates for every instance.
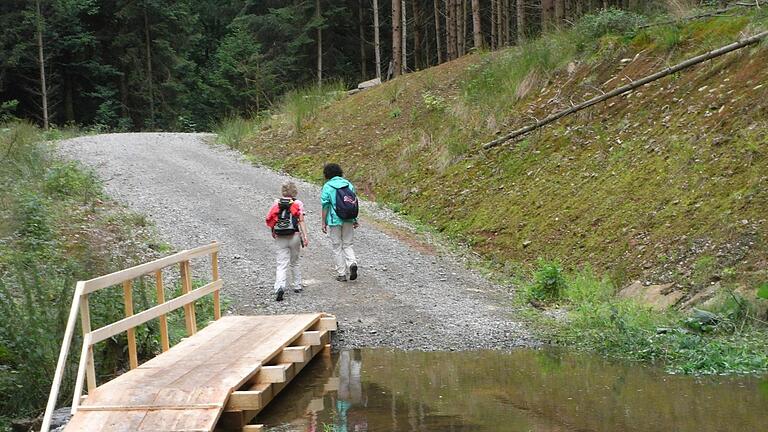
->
[541,269,768,375]
[528,260,567,302]
[0,100,18,122]
[44,162,101,202]
[757,283,768,300]
[421,91,447,112]
[388,107,402,118]
[576,7,647,39]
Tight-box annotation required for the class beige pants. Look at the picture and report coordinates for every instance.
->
[274,234,301,292]
[328,223,357,276]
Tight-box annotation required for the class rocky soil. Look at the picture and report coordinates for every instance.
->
[59,133,535,350]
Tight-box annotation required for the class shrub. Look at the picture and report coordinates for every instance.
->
[530,260,567,301]
[44,162,101,201]
[576,8,647,40]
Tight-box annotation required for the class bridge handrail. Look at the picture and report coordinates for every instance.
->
[40,241,222,432]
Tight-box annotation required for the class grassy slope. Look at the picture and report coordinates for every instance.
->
[244,13,768,297]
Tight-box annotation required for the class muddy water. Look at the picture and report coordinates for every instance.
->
[257,348,767,432]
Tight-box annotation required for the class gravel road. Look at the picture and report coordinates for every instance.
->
[59,133,534,350]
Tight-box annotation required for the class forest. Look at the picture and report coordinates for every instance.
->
[1,0,671,131]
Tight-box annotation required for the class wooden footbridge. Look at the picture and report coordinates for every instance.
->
[41,242,336,432]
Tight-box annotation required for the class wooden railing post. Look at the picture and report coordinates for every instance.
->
[155,270,170,352]
[180,260,197,335]
[211,242,221,320]
[123,280,138,369]
[78,293,97,392]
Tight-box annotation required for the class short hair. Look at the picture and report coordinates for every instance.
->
[323,163,343,180]
[281,181,298,198]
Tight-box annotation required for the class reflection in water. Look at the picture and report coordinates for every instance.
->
[256,348,768,432]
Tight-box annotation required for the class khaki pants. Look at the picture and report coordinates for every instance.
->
[274,234,301,292]
[328,223,357,276]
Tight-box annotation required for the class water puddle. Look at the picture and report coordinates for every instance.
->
[257,348,767,432]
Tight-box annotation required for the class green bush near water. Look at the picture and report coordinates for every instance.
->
[523,262,768,375]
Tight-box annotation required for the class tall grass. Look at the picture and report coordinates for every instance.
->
[215,115,262,151]
[523,262,768,375]
[279,80,347,133]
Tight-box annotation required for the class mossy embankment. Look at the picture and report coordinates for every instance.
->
[228,9,768,373]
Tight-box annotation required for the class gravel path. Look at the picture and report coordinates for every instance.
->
[59,133,534,350]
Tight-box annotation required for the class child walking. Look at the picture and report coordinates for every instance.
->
[265,181,309,301]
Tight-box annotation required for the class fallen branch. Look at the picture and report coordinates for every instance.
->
[482,30,768,150]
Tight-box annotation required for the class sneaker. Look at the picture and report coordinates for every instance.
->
[275,288,284,302]
[336,275,347,282]
[293,287,303,293]
[349,263,358,281]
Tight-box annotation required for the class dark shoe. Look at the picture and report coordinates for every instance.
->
[336,275,347,282]
[349,263,358,281]
[293,287,303,293]
[275,288,284,302]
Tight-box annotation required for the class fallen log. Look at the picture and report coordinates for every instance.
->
[482,30,768,150]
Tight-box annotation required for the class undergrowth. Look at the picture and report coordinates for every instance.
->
[0,122,220,428]
[521,263,768,375]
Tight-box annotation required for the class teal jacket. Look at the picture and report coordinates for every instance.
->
[321,176,357,226]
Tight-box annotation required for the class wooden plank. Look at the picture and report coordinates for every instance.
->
[226,391,264,411]
[155,270,170,352]
[295,331,322,346]
[82,250,190,294]
[90,280,222,344]
[210,244,221,321]
[315,316,337,331]
[256,364,291,384]
[123,280,138,370]
[41,282,85,432]
[275,346,310,364]
[77,404,221,411]
[78,293,97,392]
[186,242,219,260]
[242,426,264,431]
[71,333,92,413]
[180,260,197,335]
[68,314,332,432]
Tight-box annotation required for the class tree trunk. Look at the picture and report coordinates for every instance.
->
[496,0,502,47]
[316,0,323,86]
[392,0,402,77]
[517,0,526,43]
[357,0,368,81]
[541,0,555,31]
[555,0,565,26]
[402,0,407,73]
[460,0,467,55]
[471,0,482,49]
[373,0,382,78]
[412,0,423,69]
[445,0,454,59]
[143,5,155,128]
[434,0,443,63]
[491,0,496,49]
[358,0,367,80]
[503,0,510,46]
[35,0,49,130]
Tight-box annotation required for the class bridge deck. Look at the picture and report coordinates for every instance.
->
[65,314,333,432]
